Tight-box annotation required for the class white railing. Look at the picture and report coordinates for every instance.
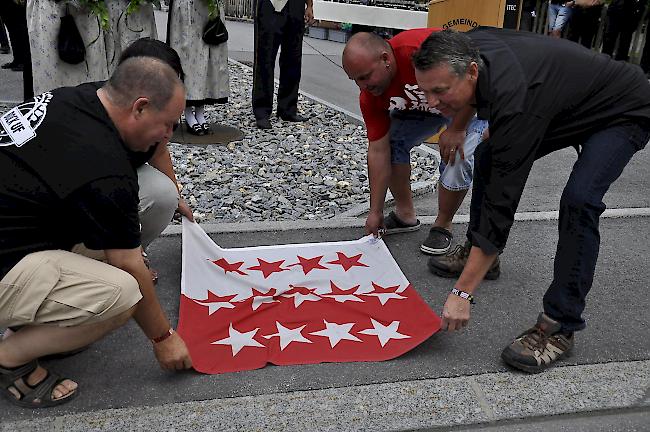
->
[225,0,255,19]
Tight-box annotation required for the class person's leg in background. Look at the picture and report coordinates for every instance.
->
[601,5,622,57]
[641,16,650,77]
[548,3,572,38]
[252,0,283,129]
[276,11,306,121]
[547,3,560,36]
[0,18,9,54]
[580,5,604,49]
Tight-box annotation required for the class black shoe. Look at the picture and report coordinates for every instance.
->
[427,240,501,280]
[10,63,24,72]
[1,61,16,69]
[277,113,308,122]
[187,122,205,136]
[256,118,272,129]
[420,226,453,255]
[382,210,421,235]
[501,313,574,373]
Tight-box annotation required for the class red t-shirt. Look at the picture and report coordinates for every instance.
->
[360,28,442,142]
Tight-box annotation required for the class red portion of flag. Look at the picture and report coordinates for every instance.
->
[179,220,441,374]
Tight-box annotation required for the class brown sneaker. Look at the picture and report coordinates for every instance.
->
[501,313,574,373]
[427,240,500,280]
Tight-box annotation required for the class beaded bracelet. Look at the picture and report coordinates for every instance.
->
[451,288,475,304]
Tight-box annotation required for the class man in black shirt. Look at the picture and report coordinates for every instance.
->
[412,28,650,373]
[0,57,192,407]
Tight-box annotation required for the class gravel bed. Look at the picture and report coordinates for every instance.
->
[171,60,438,223]
[0,61,440,224]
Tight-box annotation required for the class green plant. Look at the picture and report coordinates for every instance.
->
[205,0,220,20]
[76,0,110,30]
[127,0,161,16]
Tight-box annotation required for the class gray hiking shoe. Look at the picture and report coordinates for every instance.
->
[501,313,575,373]
[420,226,453,255]
[427,240,500,280]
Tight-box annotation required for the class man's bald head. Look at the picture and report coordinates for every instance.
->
[342,32,390,67]
[342,32,395,96]
[103,56,184,110]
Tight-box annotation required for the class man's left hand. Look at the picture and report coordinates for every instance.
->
[304,6,315,25]
[441,293,471,331]
[176,197,194,222]
[438,128,466,166]
[153,331,193,371]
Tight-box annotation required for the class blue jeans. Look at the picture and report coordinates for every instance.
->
[388,110,489,190]
[543,121,650,333]
[548,3,573,32]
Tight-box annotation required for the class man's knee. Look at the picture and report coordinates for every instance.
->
[138,165,179,246]
[139,166,179,216]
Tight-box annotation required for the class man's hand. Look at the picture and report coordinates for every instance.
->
[304,6,315,25]
[365,209,384,237]
[153,332,193,371]
[176,197,194,222]
[441,293,471,331]
[438,128,466,166]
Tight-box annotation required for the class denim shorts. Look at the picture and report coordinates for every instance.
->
[548,3,572,32]
[388,110,489,191]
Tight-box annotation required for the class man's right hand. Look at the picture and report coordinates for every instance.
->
[365,210,384,236]
[153,332,193,371]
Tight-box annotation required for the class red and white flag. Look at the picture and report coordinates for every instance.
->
[178,219,441,374]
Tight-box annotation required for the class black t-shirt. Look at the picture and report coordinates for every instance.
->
[0,83,143,279]
[467,27,650,254]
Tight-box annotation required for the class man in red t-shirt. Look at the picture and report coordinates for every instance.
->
[342,30,491,259]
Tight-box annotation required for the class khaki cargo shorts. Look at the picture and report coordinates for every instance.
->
[0,250,142,328]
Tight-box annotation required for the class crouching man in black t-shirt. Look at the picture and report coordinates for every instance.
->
[0,57,192,408]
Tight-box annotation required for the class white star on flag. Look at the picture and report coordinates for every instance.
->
[310,320,362,348]
[251,295,278,310]
[263,322,313,350]
[285,292,322,307]
[211,323,265,356]
[322,293,364,303]
[362,292,406,305]
[359,319,411,347]
[195,300,235,315]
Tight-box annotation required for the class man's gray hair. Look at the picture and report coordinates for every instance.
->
[412,30,484,76]
[104,56,183,110]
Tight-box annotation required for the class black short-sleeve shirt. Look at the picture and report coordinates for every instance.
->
[0,83,143,279]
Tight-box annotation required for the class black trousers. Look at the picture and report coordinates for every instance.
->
[567,5,603,49]
[0,0,32,100]
[0,18,9,49]
[252,0,304,120]
[602,1,641,61]
[641,18,650,73]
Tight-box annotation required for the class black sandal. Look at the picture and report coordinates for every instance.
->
[187,122,205,136]
[0,360,78,408]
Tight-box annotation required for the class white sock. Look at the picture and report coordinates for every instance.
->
[184,107,198,127]
[194,105,206,124]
